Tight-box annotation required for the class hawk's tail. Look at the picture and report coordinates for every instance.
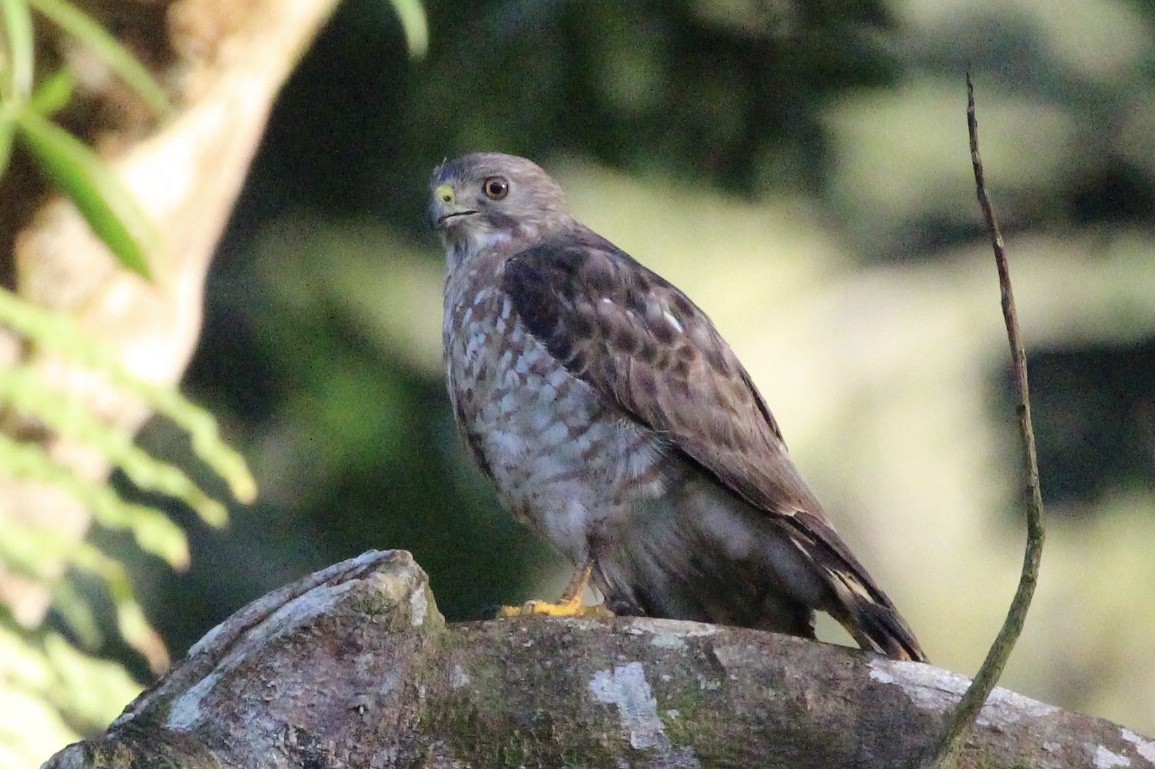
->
[825,573,927,662]
[784,512,927,663]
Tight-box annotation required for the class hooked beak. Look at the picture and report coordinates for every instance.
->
[429,183,477,229]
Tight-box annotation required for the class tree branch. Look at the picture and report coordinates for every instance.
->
[43,551,1149,769]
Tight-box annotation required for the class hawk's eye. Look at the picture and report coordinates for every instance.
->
[482,176,510,200]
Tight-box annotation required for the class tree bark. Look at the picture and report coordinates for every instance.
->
[41,550,1155,769]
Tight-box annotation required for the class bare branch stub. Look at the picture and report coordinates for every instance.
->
[916,73,1048,769]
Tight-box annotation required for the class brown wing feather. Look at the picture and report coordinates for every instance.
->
[503,229,813,514]
[504,228,926,661]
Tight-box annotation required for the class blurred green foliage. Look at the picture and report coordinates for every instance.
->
[0,3,253,763]
[0,286,257,765]
[0,0,169,276]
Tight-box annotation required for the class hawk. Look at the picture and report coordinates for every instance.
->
[430,152,926,662]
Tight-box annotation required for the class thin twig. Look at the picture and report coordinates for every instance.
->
[916,74,1047,769]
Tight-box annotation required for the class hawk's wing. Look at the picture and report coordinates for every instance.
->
[503,228,925,661]
[503,227,816,518]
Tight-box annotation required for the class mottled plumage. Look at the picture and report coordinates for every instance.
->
[431,152,926,661]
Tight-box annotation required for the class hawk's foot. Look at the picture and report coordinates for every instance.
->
[496,559,613,619]
[496,598,613,619]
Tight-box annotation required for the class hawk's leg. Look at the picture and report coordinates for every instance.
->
[497,558,613,619]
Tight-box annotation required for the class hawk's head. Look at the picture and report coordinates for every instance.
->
[429,153,575,264]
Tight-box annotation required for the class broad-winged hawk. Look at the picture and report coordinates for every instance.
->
[430,152,925,662]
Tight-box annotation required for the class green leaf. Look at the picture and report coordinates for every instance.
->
[28,67,74,116]
[389,0,428,60]
[0,287,256,514]
[0,508,74,579]
[48,576,103,649]
[148,389,257,509]
[14,107,158,279]
[0,513,169,669]
[39,632,143,729]
[0,366,231,527]
[0,0,34,100]
[0,432,190,567]
[67,541,171,672]
[0,107,16,178]
[28,0,170,118]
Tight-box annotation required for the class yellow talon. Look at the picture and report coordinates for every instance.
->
[496,560,614,619]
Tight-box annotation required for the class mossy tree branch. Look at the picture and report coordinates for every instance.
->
[44,551,1150,769]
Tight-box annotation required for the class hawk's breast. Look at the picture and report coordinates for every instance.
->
[444,260,669,562]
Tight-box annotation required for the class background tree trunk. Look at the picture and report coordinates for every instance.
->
[42,550,1155,769]
[0,0,340,629]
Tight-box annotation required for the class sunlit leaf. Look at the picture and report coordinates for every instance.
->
[15,107,157,279]
[47,577,103,649]
[0,627,90,764]
[0,432,190,567]
[147,389,257,508]
[0,288,255,514]
[68,541,170,672]
[0,0,34,100]
[0,366,230,526]
[0,511,71,580]
[0,109,15,178]
[39,632,142,729]
[28,0,170,117]
[389,0,428,60]
[0,514,165,668]
[28,67,73,116]
[0,514,170,672]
